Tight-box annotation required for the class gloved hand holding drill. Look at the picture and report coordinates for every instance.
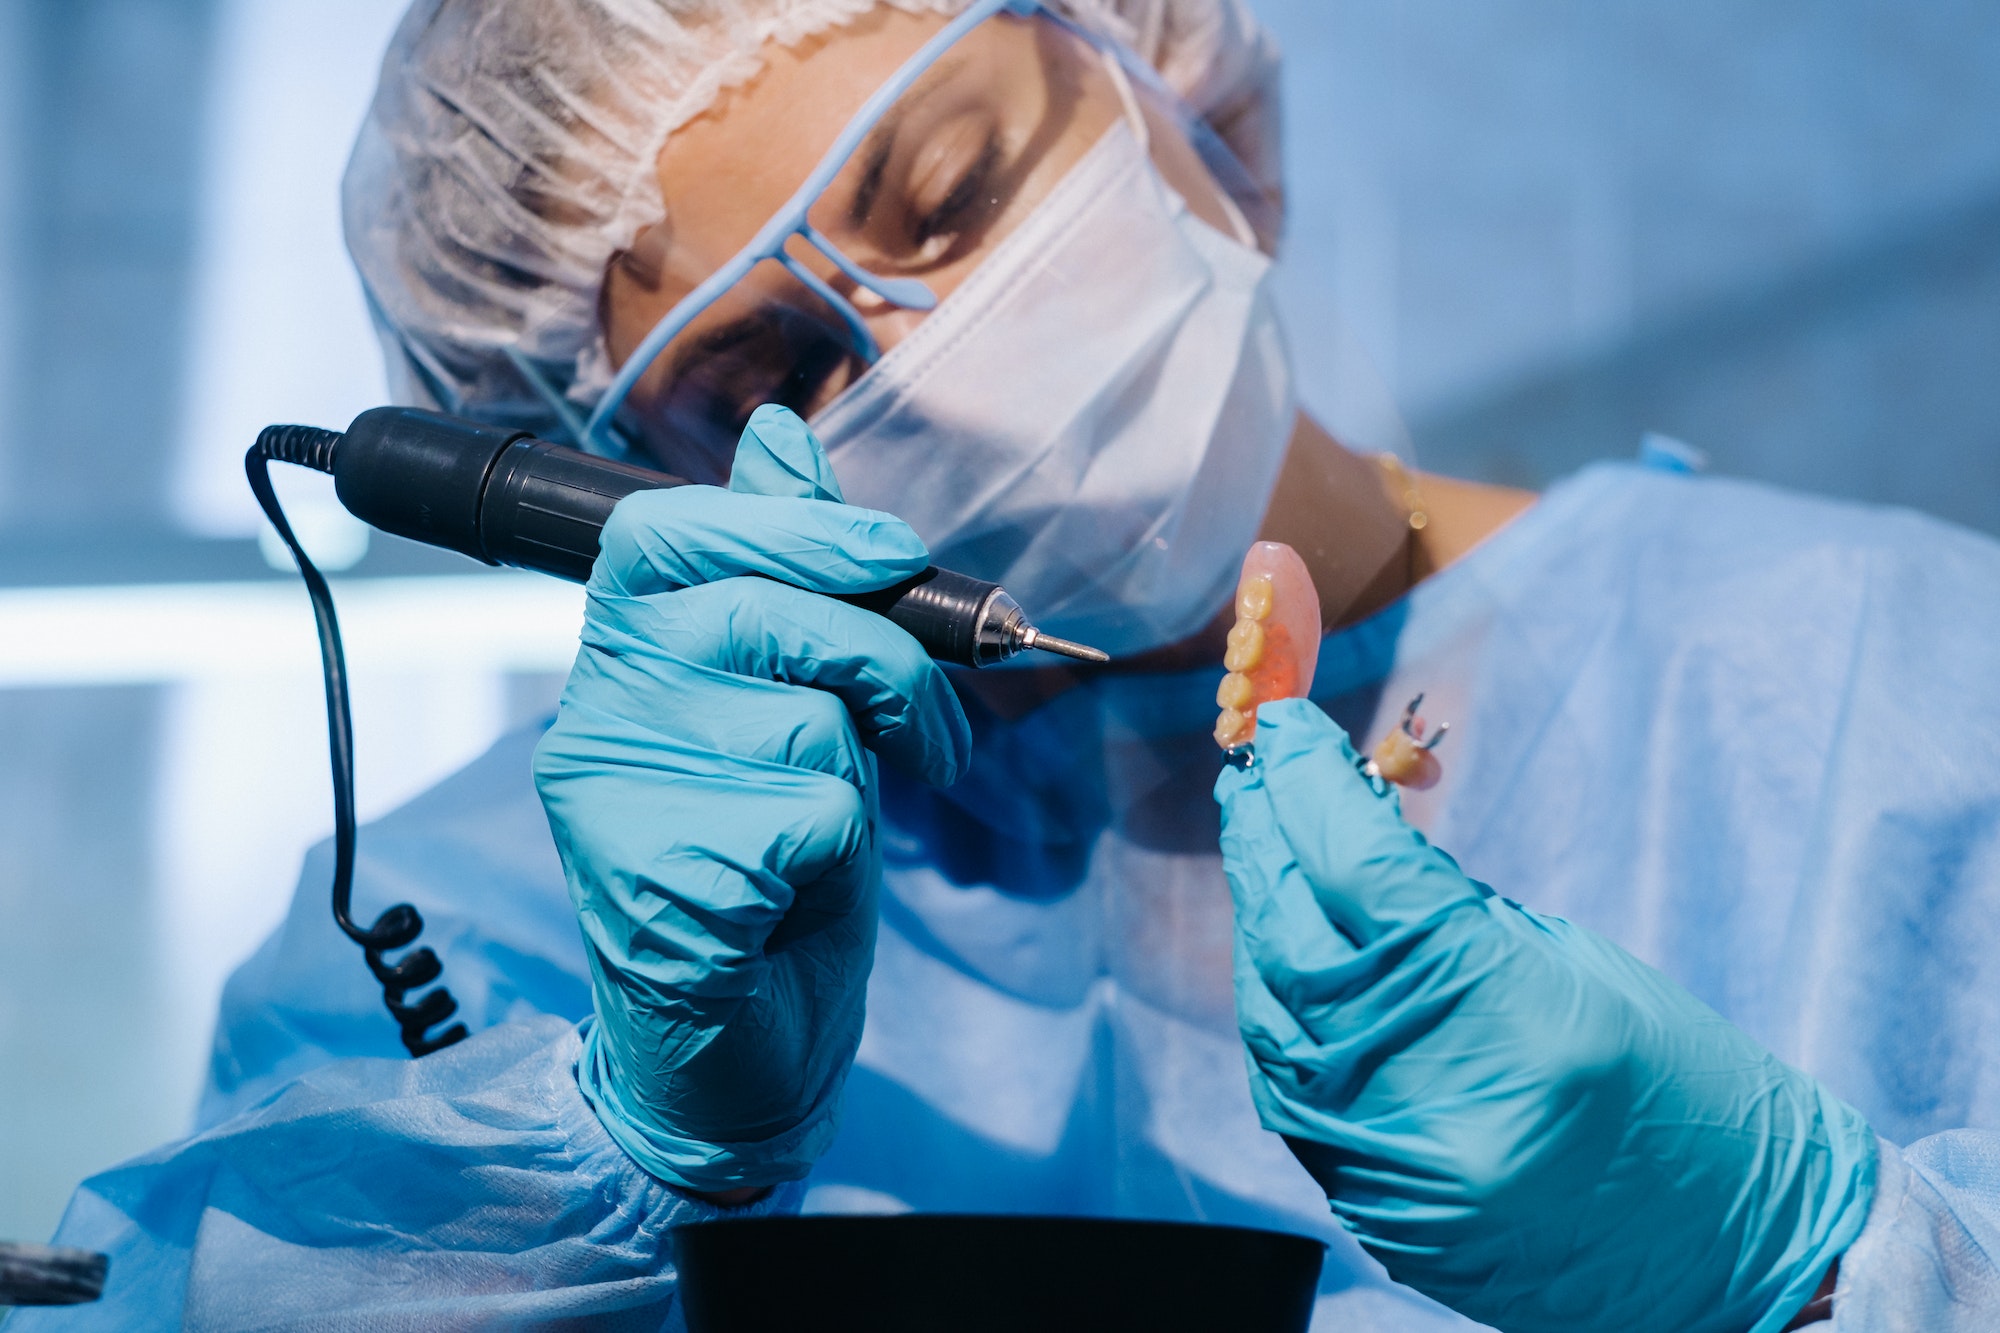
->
[535,406,971,1197]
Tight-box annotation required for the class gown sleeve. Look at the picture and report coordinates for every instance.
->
[10,1016,802,1332]
[1832,1134,2000,1330]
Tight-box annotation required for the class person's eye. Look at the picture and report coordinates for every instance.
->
[912,132,1001,257]
[664,306,858,442]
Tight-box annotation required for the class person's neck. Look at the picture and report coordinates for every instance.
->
[958,413,1535,718]
[1259,412,1416,632]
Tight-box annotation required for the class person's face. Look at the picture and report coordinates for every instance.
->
[599,7,1251,479]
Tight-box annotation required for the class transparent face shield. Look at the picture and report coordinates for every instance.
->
[568,0,1281,480]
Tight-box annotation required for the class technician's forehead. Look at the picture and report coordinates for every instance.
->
[649,10,952,283]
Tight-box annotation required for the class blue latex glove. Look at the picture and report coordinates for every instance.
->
[534,405,971,1195]
[1216,700,1876,1333]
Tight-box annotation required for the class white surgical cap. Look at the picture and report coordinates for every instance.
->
[342,0,1282,436]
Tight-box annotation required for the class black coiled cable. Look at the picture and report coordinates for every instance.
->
[244,425,468,1057]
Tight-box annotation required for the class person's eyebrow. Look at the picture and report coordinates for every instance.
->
[846,56,969,230]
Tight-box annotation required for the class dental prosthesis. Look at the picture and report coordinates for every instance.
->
[1362,693,1449,790]
[1214,541,1320,752]
[1213,542,1448,788]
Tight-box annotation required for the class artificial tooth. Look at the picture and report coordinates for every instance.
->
[1372,729,1424,783]
[1214,708,1252,748]
[1223,619,1265,673]
[1236,575,1275,621]
[1216,672,1255,710]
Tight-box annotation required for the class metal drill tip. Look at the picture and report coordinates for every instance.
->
[1021,626,1110,664]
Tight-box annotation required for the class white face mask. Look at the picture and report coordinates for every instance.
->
[811,111,1296,661]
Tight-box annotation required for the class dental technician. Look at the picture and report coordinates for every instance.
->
[24,1,2000,1330]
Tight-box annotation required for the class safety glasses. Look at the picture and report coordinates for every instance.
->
[568,0,1266,466]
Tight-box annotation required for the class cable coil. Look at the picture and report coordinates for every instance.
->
[244,426,468,1057]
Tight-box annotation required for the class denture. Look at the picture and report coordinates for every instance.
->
[1213,543,1451,788]
[1364,694,1449,790]
[1214,541,1320,750]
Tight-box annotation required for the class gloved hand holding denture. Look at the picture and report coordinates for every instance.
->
[534,406,971,1197]
[1216,700,1878,1333]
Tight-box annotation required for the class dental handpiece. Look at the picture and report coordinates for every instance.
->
[259,407,1108,669]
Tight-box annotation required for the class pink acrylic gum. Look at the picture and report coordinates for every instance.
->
[1214,541,1320,750]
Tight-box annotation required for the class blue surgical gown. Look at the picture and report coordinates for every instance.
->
[25,459,2000,1331]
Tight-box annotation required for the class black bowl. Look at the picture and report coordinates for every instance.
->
[673,1213,1324,1333]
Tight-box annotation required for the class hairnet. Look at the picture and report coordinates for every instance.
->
[341,0,1282,437]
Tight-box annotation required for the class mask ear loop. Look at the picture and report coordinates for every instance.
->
[1207,167,1261,250]
[1096,43,1260,250]
[502,345,599,452]
[1100,44,1152,156]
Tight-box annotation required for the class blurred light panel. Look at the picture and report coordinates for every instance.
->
[0,573,581,1240]
[172,0,410,540]
[0,576,582,687]
[2,0,546,1245]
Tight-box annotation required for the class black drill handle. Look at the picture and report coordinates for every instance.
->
[480,435,676,582]
[330,407,1000,667]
